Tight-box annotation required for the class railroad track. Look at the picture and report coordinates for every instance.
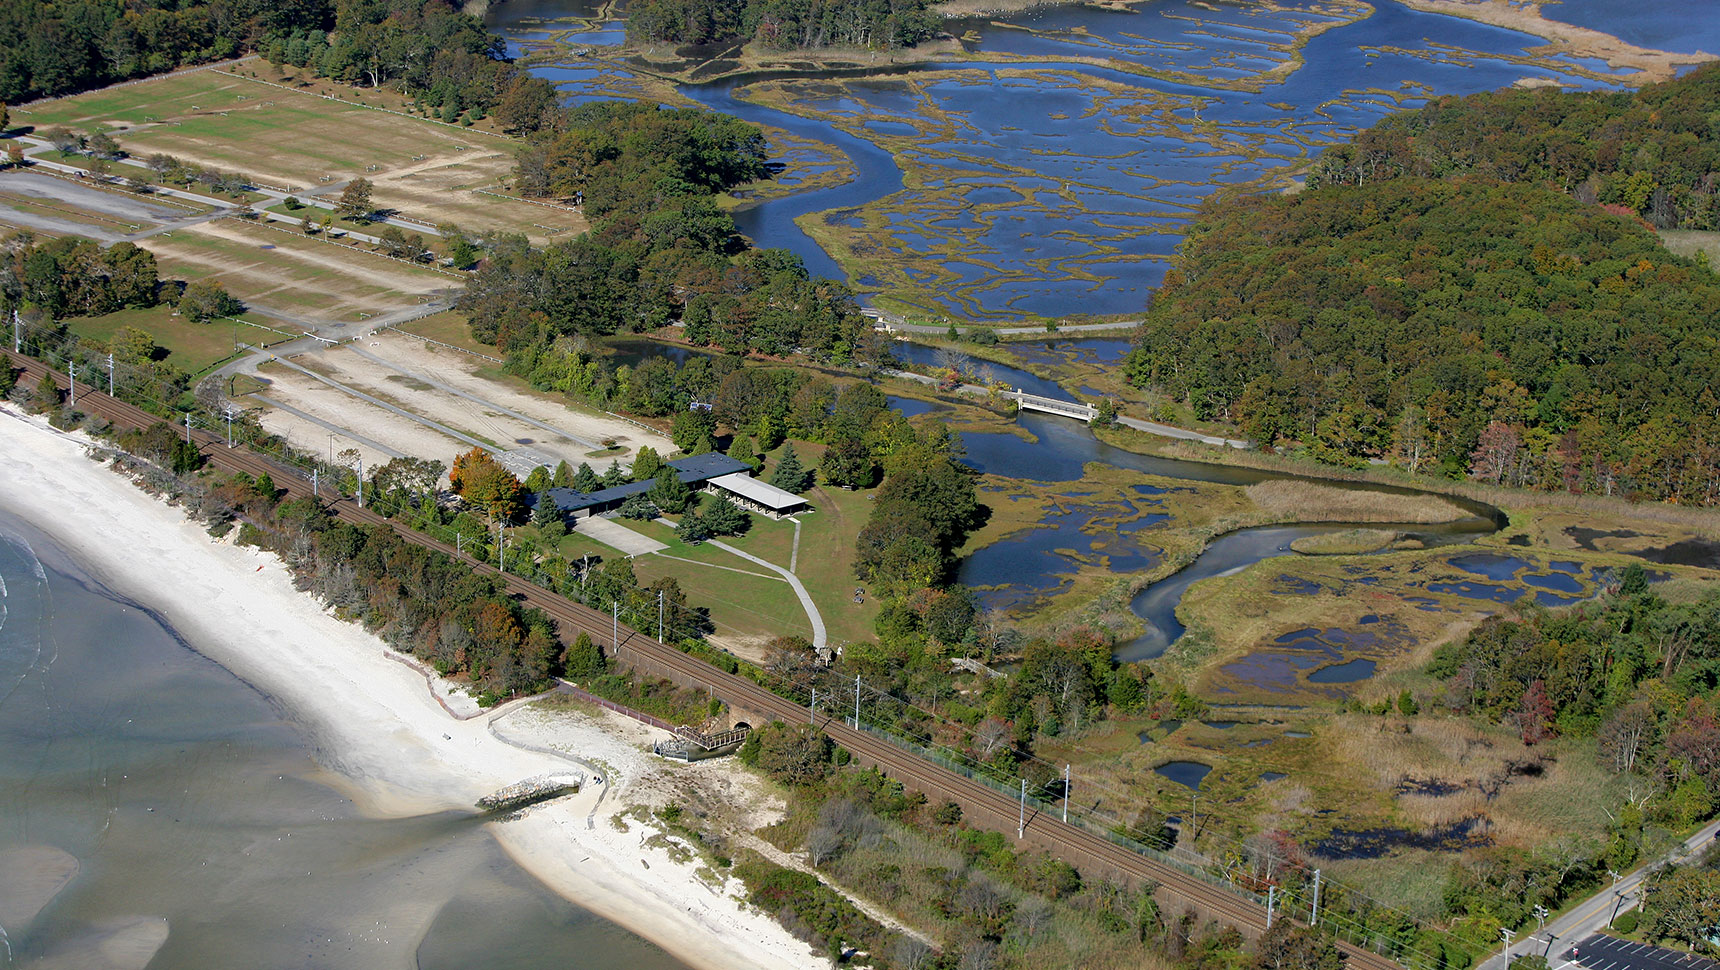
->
[5,350,1405,970]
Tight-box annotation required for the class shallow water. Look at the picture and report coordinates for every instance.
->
[491,0,1636,318]
[0,516,686,970]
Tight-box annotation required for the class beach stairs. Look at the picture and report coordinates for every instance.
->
[653,725,750,762]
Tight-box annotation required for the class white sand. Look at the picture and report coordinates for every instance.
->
[0,406,817,970]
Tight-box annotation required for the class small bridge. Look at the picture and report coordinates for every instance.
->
[653,724,751,762]
[1003,389,1098,423]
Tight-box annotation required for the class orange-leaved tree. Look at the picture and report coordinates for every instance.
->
[450,447,526,522]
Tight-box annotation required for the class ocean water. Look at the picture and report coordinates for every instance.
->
[0,514,687,970]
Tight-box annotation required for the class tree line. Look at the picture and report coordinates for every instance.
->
[1424,572,1719,933]
[1309,63,1720,231]
[1126,176,1720,504]
[468,101,881,364]
[626,0,942,51]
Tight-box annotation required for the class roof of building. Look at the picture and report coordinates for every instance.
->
[538,453,754,513]
[668,452,751,480]
[709,472,808,512]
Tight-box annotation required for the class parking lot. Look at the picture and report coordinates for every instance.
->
[1563,933,1718,970]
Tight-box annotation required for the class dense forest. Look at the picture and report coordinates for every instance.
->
[465,101,880,361]
[1126,65,1720,504]
[626,0,942,51]
[1310,64,1720,230]
[0,0,562,134]
[1425,576,1720,948]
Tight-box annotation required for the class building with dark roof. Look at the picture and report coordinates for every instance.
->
[536,453,753,519]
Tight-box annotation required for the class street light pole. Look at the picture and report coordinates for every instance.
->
[1500,927,1514,967]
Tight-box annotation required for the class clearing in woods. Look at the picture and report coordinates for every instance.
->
[17,65,587,244]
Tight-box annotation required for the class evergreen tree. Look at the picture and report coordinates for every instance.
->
[524,465,551,492]
[700,495,749,536]
[563,631,605,679]
[769,443,812,494]
[618,493,659,520]
[754,412,784,450]
[254,471,277,500]
[649,467,693,514]
[531,490,560,528]
[32,369,59,411]
[552,460,574,488]
[632,445,663,481]
[571,462,602,492]
[675,509,712,544]
[602,460,628,486]
[0,364,15,397]
[727,432,759,471]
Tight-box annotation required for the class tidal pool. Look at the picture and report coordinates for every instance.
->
[1154,761,1213,790]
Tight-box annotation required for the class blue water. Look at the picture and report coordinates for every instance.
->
[492,0,1634,318]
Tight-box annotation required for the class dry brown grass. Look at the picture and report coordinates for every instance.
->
[1247,480,1471,524]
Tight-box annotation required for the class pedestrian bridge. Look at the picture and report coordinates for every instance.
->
[1002,389,1098,423]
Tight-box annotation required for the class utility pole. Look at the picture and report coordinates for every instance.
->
[1063,764,1070,823]
[107,353,113,395]
[223,403,238,448]
[1311,869,1322,927]
[1266,885,1276,929]
[657,589,664,643]
[67,359,75,407]
[184,412,192,444]
[11,308,19,353]
[809,686,816,724]
[312,467,318,498]
[1018,778,1027,839]
[495,521,503,573]
[1606,869,1621,928]
[456,531,464,557]
[356,455,363,507]
[853,674,861,729]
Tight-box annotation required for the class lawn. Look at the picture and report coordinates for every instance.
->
[18,66,586,242]
[388,310,495,356]
[67,304,287,374]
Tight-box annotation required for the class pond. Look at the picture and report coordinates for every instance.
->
[1154,761,1213,790]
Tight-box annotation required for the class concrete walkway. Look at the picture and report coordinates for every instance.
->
[576,516,666,557]
[706,538,827,650]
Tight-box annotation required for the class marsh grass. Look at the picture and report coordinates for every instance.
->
[1246,480,1470,524]
[1288,528,1399,555]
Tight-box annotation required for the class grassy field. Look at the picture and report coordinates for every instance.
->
[67,304,289,374]
[17,65,586,243]
[387,310,495,356]
[145,218,454,319]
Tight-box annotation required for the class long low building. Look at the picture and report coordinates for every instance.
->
[536,453,810,520]
[707,472,808,518]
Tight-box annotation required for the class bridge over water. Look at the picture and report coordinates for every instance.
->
[1002,388,1099,422]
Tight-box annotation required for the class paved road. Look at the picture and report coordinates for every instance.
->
[1560,933,1718,970]
[1487,818,1720,970]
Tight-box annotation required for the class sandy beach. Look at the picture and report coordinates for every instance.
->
[0,404,819,970]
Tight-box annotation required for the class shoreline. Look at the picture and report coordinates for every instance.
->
[0,405,818,970]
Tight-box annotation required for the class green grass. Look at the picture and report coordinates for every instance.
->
[388,310,494,355]
[634,552,814,644]
[67,304,283,374]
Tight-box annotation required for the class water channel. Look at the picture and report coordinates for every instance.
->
[491,0,1638,318]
